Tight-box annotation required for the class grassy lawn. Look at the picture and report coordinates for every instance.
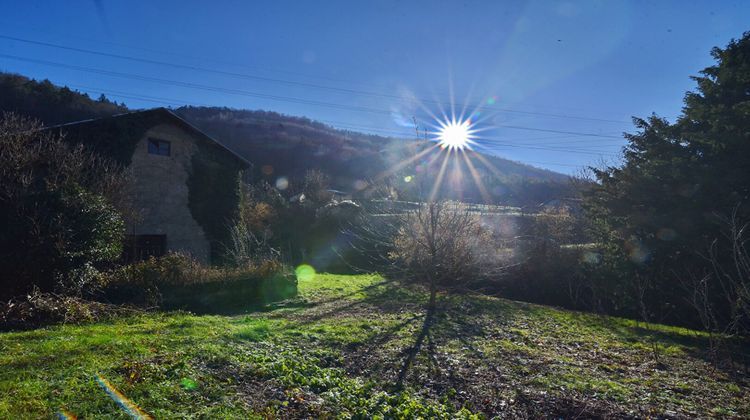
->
[1,273,748,418]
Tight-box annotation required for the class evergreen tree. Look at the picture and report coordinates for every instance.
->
[586,32,750,326]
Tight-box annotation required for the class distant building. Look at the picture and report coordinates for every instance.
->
[326,189,352,200]
[52,108,251,263]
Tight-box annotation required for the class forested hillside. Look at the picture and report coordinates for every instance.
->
[0,73,127,125]
[0,72,573,206]
[175,106,573,206]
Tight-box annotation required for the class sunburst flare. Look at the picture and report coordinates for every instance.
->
[433,116,478,150]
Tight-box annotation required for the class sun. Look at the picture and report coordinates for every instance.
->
[435,117,475,150]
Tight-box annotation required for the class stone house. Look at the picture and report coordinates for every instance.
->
[53,108,250,264]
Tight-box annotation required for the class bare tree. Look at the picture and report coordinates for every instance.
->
[685,270,724,363]
[298,169,334,205]
[225,219,280,268]
[633,273,666,365]
[708,207,750,337]
[682,205,750,368]
[391,201,499,309]
[346,198,505,311]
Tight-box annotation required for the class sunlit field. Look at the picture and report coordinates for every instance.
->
[1,274,747,418]
[2,2,750,418]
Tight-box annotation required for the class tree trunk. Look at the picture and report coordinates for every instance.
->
[428,279,437,309]
[426,279,438,327]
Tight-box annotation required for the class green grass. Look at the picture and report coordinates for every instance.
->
[233,318,276,342]
[1,273,748,418]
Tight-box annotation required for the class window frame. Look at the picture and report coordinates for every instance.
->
[147,138,171,156]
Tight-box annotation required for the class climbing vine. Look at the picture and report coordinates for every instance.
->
[187,138,246,264]
[57,109,248,265]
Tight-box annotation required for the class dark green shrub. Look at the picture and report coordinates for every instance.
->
[0,113,126,299]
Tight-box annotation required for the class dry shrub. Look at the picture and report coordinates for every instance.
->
[226,220,281,269]
[104,252,294,312]
[0,288,141,331]
[388,201,505,306]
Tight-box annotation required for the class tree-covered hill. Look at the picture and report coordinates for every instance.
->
[0,72,574,206]
[174,106,574,206]
[0,73,127,125]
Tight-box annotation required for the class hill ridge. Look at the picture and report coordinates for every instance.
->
[0,72,573,206]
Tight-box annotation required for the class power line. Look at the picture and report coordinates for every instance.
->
[475,142,619,157]
[511,137,625,146]
[0,34,633,125]
[0,52,629,142]
[0,21,638,120]
[490,124,620,139]
[0,21,397,91]
[0,35,397,98]
[516,160,587,168]
[66,84,621,158]
[328,121,621,154]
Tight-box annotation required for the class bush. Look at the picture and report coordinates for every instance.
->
[226,218,281,269]
[0,113,126,299]
[0,288,140,331]
[105,253,297,313]
[387,201,505,308]
[501,243,591,308]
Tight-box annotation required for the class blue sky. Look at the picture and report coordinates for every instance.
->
[0,0,748,174]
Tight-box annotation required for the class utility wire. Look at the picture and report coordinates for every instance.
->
[0,34,633,125]
[67,84,620,157]
[0,22,640,120]
[0,53,392,114]
[0,52,627,142]
[65,86,617,166]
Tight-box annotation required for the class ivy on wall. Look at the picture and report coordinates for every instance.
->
[57,109,249,266]
[187,138,245,265]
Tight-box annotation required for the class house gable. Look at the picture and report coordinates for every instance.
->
[53,108,250,264]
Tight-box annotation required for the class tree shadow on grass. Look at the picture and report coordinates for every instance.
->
[330,281,519,401]
[261,277,526,413]
[529,306,750,380]
[289,278,425,325]
[395,302,436,391]
[310,279,397,306]
[390,297,507,395]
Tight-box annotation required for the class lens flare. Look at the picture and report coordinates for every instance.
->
[275,176,289,190]
[434,117,477,150]
[57,410,77,420]
[95,374,152,419]
[295,264,316,281]
[181,378,198,391]
[363,83,509,205]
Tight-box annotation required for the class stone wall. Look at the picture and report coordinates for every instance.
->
[125,123,211,263]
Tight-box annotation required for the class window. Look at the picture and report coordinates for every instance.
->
[148,138,171,156]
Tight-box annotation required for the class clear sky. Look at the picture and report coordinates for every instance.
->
[0,0,748,174]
